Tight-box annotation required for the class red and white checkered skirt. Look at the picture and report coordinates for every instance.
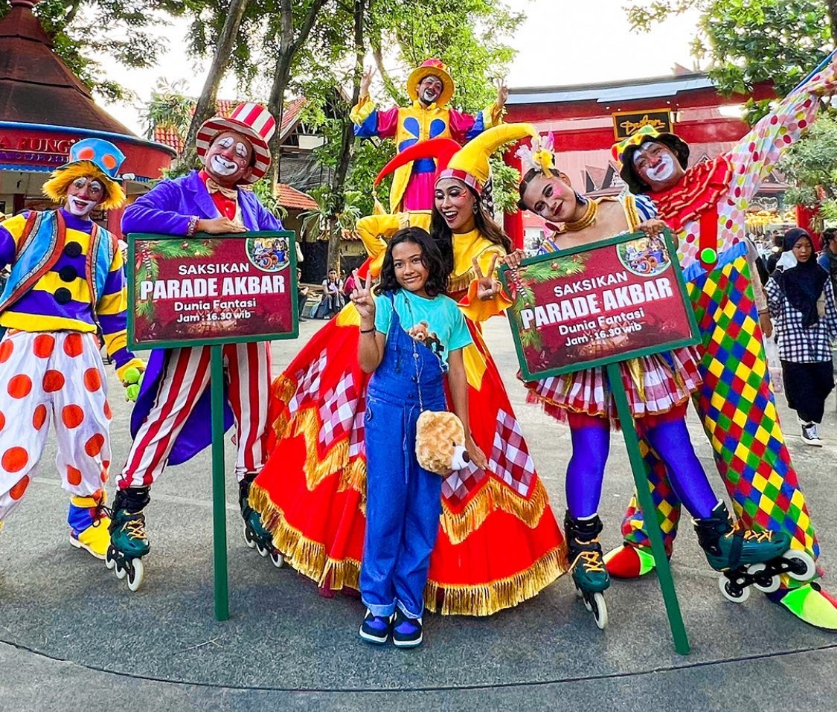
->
[251,302,566,616]
[524,346,702,425]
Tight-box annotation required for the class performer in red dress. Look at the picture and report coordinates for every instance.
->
[251,125,566,616]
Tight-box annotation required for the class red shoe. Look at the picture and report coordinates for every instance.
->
[603,544,658,579]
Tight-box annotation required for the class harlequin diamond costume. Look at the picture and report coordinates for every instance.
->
[351,58,505,212]
[250,124,566,616]
[606,56,837,629]
[0,138,143,562]
[108,103,283,589]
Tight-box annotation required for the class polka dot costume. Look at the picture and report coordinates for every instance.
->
[0,330,112,522]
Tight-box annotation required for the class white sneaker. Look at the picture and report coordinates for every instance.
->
[801,422,823,447]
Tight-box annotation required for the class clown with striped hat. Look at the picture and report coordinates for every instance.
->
[107,103,284,590]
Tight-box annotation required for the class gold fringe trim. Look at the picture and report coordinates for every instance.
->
[250,483,362,588]
[270,374,298,438]
[424,544,568,617]
[441,477,550,545]
[250,482,567,616]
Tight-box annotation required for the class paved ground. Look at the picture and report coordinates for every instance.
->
[1,317,836,712]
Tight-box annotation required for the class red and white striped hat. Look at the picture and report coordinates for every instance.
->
[195,102,276,184]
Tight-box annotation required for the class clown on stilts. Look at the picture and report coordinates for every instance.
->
[249,124,567,616]
[604,52,837,629]
[0,138,144,564]
[351,58,507,212]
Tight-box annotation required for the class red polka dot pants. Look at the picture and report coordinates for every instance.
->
[118,341,271,489]
[0,331,111,522]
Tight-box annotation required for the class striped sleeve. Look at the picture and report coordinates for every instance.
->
[96,244,136,368]
[634,194,658,222]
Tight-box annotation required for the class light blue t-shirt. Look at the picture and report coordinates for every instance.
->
[374,290,472,368]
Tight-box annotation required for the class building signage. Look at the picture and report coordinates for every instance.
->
[612,109,673,141]
[0,134,77,167]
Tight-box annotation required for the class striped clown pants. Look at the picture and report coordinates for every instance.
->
[0,330,111,524]
[118,341,271,489]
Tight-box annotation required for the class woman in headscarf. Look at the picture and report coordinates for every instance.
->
[766,228,837,446]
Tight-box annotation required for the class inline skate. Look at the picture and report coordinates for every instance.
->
[694,502,816,603]
[240,473,283,568]
[105,487,150,591]
[565,512,610,629]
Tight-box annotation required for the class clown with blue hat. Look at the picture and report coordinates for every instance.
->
[0,136,144,570]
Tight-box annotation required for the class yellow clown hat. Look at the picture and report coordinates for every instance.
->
[437,123,538,194]
[43,138,127,210]
[406,58,455,106]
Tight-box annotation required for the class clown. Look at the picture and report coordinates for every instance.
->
[108,103,283,590]
[351,58,507,212]
[606,53,837,629]
[0,138,143,564]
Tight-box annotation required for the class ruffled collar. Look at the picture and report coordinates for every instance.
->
[648,156,733,232]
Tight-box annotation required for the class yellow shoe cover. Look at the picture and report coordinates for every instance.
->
[69,495,111,560]
[774,583,837,630]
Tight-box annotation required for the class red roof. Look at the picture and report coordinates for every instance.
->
[0,1,137,135]
[153,97,307,154]
[277,183,317,210]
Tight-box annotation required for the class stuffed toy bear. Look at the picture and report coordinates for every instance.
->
[415,411,471,476]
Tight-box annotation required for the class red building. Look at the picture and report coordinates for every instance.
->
[503,70,787,247]
[0,0,175,233]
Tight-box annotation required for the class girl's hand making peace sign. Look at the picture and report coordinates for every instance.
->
[473,254,502,301]
[350,270,376,322]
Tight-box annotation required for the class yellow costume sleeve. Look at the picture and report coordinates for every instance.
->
[458,246,512,323]
[485,102,505,129]
[349,96,377,125]
[356,212,432,277]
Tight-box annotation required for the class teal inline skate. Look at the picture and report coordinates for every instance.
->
[106,487,150,591]
[565,512,610,629]
[240,472,283,568]
[694,502,816,603]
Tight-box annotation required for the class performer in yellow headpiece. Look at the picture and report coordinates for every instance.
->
[250,124,567,617]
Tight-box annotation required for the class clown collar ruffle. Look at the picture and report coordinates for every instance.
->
[648,156,733,232]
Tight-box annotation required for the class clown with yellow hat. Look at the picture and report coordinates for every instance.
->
[350,59,508,213]
[0,136,145,568]
[247,124,569,619]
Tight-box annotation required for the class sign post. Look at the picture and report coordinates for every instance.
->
[127,230,298,621]
[501,228,697,655]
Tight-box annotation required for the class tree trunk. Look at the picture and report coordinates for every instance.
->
[828,0,837,49]
[267,0,328,187]
[178,0,251,172]
[326,0,365,273]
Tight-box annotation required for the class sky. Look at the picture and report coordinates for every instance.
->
[98,0,703,136]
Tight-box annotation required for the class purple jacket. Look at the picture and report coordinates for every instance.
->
[125,171,282,466]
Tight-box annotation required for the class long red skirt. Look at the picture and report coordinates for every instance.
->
[251,304,567,616]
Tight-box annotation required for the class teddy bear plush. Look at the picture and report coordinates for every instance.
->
[415,411,471,476]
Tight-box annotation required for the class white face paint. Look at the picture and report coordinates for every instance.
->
[209,154,239,176]
[65,177,104,217]
[644,152,676,182]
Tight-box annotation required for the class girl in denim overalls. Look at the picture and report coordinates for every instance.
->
[351,227,485,648]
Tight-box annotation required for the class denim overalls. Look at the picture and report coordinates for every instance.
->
[360,293,447,620]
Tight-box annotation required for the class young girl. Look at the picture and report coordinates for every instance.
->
[766,228,837,446]
[351,227,485,647]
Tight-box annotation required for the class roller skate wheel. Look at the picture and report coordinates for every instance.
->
[115,562,127,580]
[127,558,144,592]
[719,575,750,603]
[782,550,816,582]
[256,543,269,558]
[270,551,284,568]
[748,563,781,593]
[243,523,257,549]
[105,548,117,570]
[591,592,608,630]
